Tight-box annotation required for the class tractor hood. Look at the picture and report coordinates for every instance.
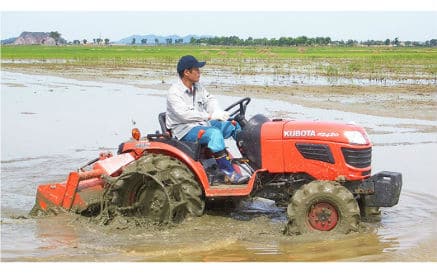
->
[263,120,371,145]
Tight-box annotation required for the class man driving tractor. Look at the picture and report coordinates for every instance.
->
[166,55,249,184]
[30,56,402,233]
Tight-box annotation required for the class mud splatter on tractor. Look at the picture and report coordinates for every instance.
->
[31,97,402,234]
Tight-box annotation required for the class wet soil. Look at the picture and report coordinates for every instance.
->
[2,64,436,121]
[1,69,437,262]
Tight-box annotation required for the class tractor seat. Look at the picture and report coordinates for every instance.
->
[158,112,172,137]
[156,112,205,160]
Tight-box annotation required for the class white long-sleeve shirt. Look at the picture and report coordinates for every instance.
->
[166,78,221,139]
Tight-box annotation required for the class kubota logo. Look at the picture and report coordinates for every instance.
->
[284,130,316,137]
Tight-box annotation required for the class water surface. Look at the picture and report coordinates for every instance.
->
[1,71,436,262]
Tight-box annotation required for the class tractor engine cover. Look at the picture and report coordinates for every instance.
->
[259,120,372,181]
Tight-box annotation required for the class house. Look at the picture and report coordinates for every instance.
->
[13,32,58,45]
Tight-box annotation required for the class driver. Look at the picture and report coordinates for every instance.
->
[166,55,248,184]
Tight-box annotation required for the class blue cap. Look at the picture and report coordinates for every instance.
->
[177,55,206,73]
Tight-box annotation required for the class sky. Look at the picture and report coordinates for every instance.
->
[1,1,436,42]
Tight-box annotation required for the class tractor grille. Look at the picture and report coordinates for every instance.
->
[296,143,334,164]
[341,147,372,168]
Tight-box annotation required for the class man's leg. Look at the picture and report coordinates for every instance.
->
[182,126,247,184]
[209,120,241,140]
[181,126,226,153]
[212,149,249,184]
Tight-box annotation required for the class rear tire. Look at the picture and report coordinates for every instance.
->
[286,181,360,235]
[103,153,205,224]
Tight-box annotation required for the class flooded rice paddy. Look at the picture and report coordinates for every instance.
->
[1,71,437,262]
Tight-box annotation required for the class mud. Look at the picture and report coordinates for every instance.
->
[2,64,436,121]
[1,70,437,262]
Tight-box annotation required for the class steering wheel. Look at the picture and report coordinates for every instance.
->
[224,97,251,124]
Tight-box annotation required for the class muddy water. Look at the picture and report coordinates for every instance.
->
[1,71,437,262]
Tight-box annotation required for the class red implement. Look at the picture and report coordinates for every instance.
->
[33,153,135,213]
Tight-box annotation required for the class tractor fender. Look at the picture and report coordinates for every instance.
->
[144,141,209,192]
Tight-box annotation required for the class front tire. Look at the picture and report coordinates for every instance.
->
[286,181,360,235]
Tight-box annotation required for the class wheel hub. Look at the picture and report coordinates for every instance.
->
[308,202,338,231]
[136,182,170,223]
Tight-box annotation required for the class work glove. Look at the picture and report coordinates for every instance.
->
[210,110,230,121]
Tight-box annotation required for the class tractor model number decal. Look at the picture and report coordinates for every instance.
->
[135,142,150,148]
[284,130,339,138]
[317,132,340,137]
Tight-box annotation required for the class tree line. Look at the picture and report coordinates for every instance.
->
[188,35,437,47]
[45,31,437,47]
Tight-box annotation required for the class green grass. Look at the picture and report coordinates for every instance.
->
[2,44,436,61]
[2,45,437,80]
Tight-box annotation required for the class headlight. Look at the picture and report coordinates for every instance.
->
[344,131,367,145]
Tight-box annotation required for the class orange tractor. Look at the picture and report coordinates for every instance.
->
[31,97,402,234]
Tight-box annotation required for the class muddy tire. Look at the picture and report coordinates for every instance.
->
[285,181,360,235]
[103,153,205,224]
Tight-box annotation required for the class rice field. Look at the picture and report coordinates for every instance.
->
[2,45,437,81]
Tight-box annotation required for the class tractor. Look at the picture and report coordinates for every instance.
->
[31,97,402,235]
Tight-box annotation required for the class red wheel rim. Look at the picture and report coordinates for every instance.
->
[308,202,339,231]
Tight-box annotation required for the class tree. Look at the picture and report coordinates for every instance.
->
[73,40,80,45]
[155,38,159,45]
[49,31,61,45]
[83,39,87,44]
[141,38,147,44]
[278,37,290,46]
[385,39,391,45]
[392,37,400,46]
[131,38,136,45]
[104,38,110,45]
[346,39,358,46]
[295,36,308,46]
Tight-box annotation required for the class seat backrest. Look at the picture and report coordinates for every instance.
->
[158,112,171,136]
[156,112,206,160]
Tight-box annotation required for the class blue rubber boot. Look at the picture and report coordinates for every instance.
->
[214,151,249,184]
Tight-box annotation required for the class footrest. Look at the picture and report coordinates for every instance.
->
[230,158,250,164]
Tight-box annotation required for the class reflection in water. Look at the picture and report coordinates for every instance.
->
[35,215,79,252]
[115,216,391,262]
[278,234,385,261]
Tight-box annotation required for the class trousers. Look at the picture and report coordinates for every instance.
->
[181,120,241,153]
